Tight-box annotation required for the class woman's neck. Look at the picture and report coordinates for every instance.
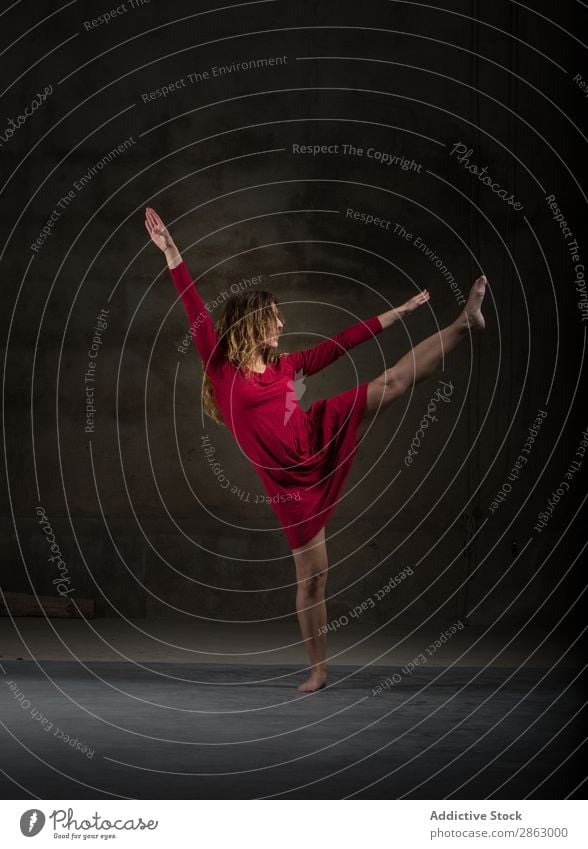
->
[249,354,267,373]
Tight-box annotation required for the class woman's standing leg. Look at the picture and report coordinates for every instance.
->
[292,526,329,692]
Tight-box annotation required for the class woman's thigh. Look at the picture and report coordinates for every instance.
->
[357,375,387,440]
[291,527,328,583]
[357,368,408,440]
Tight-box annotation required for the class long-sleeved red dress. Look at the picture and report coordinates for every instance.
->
[170,261,384,549]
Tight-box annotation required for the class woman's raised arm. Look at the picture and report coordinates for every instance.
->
[145,207,218,367]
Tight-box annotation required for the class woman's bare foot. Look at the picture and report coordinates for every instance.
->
[296,669,327,693]
[462,275,487,330]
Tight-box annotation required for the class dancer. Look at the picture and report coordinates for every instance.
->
[145,207,486,692]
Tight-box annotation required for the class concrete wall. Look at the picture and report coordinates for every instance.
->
[1,0,585,629]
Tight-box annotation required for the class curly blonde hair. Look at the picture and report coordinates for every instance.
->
[202,290,284,425]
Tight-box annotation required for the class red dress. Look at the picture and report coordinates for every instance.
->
[170,261,384,549]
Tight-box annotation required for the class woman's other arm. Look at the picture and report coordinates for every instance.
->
[285,289,430,377]
[377,288,430,329]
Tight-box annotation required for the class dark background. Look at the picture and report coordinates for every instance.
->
[1,0,586,635]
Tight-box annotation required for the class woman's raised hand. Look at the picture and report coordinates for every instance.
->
[403,289,431,314]
[145,207,175,252]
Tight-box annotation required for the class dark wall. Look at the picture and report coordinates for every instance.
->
[1,0,586,629]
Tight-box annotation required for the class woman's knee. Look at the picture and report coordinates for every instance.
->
[384,366,411,400]
[368,367,410,408]
[293,529,327,597]
[297,568,327,599]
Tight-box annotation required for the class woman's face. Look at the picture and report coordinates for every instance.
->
[264,302,284,349]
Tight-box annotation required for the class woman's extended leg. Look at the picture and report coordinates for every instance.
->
[358,275,487,437]
[292,526,329,693]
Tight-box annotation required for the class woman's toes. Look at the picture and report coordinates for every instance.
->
[296,674,327,693]
[463,276,487,330]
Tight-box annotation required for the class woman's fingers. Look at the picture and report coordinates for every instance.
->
[146,207,159,230]
[149,208,164,228]
[407,290,430,311]
[145,216,163,245]
[145,208,171,251]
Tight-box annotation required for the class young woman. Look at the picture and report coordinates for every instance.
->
[145,207,487,692]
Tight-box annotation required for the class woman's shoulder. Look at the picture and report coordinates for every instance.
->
[274,352,293,369]
[207,353,233,378]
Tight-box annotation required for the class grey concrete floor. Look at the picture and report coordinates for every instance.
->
[0,619,585,799]
[0,660,585,800]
